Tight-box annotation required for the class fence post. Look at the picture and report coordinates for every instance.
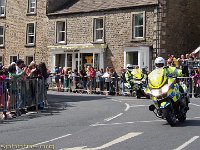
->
[36,78,39,112]
[192,77,195,98]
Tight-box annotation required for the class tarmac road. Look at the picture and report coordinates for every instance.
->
[0,91,200,150]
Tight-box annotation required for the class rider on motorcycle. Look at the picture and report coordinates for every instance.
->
[125,64,134,94]
[154,57,187,110]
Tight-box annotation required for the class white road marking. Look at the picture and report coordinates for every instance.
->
[116,98,148,101]
[190,103,200,107]
[90,119,164,126]
[130,105,149,107]
[61,132,142,150]
[111,99,122,102]
[124,103,130,111]
[104,113,123,121]
[17,134,71,150]
[91,116,200,127]
[173,136,199,150]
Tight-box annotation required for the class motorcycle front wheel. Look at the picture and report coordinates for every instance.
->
[162,108,177,126]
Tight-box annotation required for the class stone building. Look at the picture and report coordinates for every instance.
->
[0,0,48,66]
[46,0,200,73]
[0,0,199,72]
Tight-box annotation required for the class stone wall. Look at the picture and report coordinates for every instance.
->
[0,0,48,67]
[160,0,200,59]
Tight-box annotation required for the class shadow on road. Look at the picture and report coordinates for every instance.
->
[0,93,110,124]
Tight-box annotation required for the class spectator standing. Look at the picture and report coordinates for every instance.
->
[79,69,87,90]
[7,65,27,118]
[109,68,118,95]
[102,67,111,94]
[180,54,189,77]
[55,66,61,91]
[87,66,96,93]
[60,67,65,91]
[95,69,103,92]
[38,62,50,107]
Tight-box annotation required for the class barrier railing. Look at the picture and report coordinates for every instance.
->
[48,75,200,98]
[0,77,46,120]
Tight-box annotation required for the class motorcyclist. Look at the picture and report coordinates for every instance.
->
[125,64,134,95]
[131,66,145,98]
[154,57,188,111]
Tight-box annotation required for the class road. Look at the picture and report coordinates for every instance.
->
[0,91,200,150]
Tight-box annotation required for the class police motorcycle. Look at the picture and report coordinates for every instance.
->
[131,66,148,98]
[124,64,135,96]
[145,57,190,126]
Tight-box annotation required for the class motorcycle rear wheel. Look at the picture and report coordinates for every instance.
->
[178,113,186,122]
[162,108,177,126]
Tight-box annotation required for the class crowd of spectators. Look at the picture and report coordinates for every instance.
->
[0,59,50,119]
[53,66,119,95]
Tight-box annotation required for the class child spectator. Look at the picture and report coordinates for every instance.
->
[7,65,27,118]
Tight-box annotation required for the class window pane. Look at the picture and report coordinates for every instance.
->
[135,26,143,37]
[30,8,34,12]
[58,32,65,41]
[96,19,103,29]
[0,0,5,5]
[26,56,33,65]
[96,30,103,40]
[28,24,34,34]
[0,27,3,35]
[58,22,65,31]
[0,37,3,45]
[28,36,34,43]
[134,14,143,26]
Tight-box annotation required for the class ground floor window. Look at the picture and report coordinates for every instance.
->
[53,52,101,72]
[126,51,138,66]
[55,54,65,67]
[124,47,150,70]
[10,55,18,64]
[26,56,34,65]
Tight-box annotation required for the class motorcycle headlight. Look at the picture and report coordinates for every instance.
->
[161,84,169,93]
[151,89,160,97]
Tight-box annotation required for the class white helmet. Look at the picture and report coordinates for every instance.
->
[126,64,133,70]
[155,57,165,68]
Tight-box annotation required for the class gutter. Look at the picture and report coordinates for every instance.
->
[47,3,158,16]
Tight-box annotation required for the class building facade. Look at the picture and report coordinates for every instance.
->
[47,0,200,73]
[0,0,48,66]
[0,0,199,73]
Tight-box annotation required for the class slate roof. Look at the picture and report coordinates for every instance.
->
[49,0,158,15]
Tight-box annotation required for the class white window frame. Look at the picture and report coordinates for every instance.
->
[0,0,6,17]
[9,55,18,64]
[93,17,104,43]
[26,22,36,46]
[27,0,36,14]
[0,24,5,47]
[132,12,146,40]
[55,20,66,44]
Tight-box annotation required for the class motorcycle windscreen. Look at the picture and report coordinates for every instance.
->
[132,69,144,80]
[148,68,167,89]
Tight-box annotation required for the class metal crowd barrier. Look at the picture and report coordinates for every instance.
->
[0,77,46,120]
[48,75,200,98]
